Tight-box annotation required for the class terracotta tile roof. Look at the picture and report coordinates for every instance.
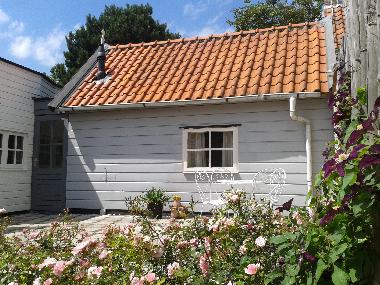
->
[323,5,345,48]
[64,22,329,108]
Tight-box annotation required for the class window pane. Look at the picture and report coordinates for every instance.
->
[211,131,233,148]
[8,135,15,149]
[7,150,15,164]
[187,132,209,149]
[52,145,63,168]
[17,136,23,150]
[52,120,64,144]
[211,150,233,167]
[39,145,50,168]
[40,121,51,145]
[0,133,2,148]
[0,150,2,164]
[187,151,209,168]
[16,151,23,164]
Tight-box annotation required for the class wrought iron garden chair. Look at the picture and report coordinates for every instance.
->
[195,168,234,214]
[252,168,286,206]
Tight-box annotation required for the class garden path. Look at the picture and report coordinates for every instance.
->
[5,212,171,238]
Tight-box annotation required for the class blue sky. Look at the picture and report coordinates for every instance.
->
[0,0,238,74]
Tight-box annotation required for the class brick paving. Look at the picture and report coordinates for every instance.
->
[5,212,171,238]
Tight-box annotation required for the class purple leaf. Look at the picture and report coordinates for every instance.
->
[303,252,316,263]
[359,154,380,169]
[320,209,338,225]
[374,96,380,109]
[369,144,380,154]
[348,144,366,160]
[336,163,345,177]
[347,130,363,147]
[332,111,344,125]
[323,159,336,178]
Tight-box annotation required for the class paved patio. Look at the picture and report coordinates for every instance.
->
[5,212,171,238]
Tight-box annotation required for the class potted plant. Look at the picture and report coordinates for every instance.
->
[172,195,182,207]
[144,187,170,219]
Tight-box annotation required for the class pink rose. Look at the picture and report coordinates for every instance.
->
[0,208,6,214]
[99,249,109,260]
[245,263,261,275]
[199,254,209,276]
[32,278,41,285]
[255,236,266,247]
[38,257,57,269]
[167,262,180,277]
[53,261,67,277]
[87,266,103,279]
[231,194,240,202]
[43,278,53,285]
[72,238,96,255]
[145,272,157,283]
[131,277,144,285]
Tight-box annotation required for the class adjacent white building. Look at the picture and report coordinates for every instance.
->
[0,58,60,212]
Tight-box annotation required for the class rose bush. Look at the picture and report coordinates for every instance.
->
[0,191,303,285]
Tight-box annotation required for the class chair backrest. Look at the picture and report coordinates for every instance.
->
[195,168,234,203]
[252,168,286,205]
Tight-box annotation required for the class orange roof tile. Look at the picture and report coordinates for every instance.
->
[323,5,345,48]
[64,22,329,108]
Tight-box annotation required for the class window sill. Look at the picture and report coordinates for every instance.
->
[0,165,27,171]
[183,167,239,174]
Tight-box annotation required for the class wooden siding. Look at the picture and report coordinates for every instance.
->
[0,61,59,212]
[66,98,333,211]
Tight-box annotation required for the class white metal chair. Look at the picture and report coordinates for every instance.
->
[252,168,286,206]
[195,168,234,213]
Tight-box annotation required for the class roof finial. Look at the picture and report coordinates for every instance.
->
[101,29,105,45]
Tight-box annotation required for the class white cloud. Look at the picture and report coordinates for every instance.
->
[187,14,232,37]
[9,20,25,33]
[10,27,66,67]
[35,28,66,66]
[0,8,10,24]
[183,2,207,19]
[10,36,32,58]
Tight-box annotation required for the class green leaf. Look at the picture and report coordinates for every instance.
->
[349,268,359,282]
[356,87,367,105]
[329,243,348,263]
[332,265,348,285]
[314,259,328,284]
[264,272,282,285]
[342,167,357,190]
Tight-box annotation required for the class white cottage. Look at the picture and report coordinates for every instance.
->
[50,16,343,212]
[0,58,61,212]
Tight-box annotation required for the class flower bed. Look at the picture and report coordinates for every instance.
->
[0,192,304,285]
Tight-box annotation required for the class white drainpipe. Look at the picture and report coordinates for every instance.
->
[289,94,313,202]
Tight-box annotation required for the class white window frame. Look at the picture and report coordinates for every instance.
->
[0,130,26,169]
[182,127,239,173]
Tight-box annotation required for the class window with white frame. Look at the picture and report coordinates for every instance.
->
[0,132,24,166]
[183,127,238,171]
[7,134,24,165]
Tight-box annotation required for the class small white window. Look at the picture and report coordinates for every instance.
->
[7,134,24,165]
[0,132,25,167]
[183,127,238,172]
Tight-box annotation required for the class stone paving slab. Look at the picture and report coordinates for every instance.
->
[5,212,172,238]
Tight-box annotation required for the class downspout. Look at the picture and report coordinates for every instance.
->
[289,94,313,202]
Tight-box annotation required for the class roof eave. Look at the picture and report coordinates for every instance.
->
[48,47,101,110]
[57,92,323,113]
